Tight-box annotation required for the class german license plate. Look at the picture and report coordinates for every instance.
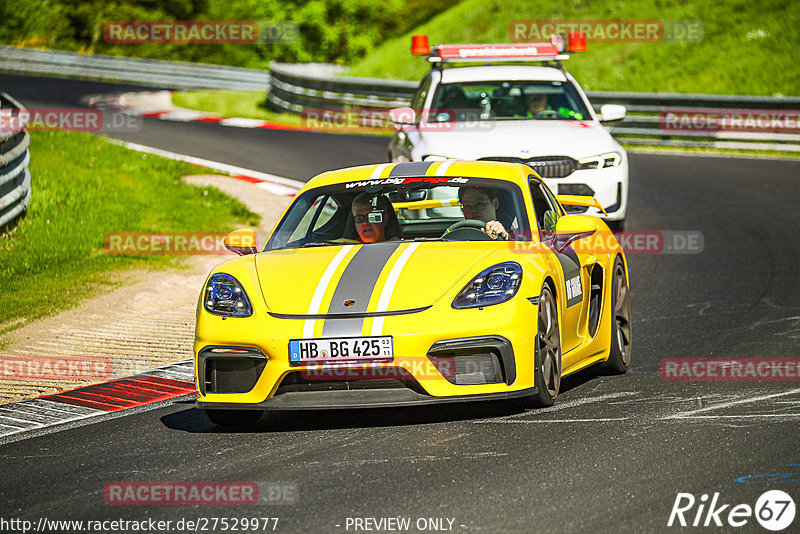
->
[289,336,393,365]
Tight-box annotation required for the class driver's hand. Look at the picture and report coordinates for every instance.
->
[484,220,508,240]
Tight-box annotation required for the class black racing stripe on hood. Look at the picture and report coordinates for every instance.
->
[322,242,401,337]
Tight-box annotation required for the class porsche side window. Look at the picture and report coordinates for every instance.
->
[541,182,565,217]
[312,197,340,231]
[287,196,327,242]
[529,178,559,239]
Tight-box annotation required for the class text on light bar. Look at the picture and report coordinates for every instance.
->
[437,43,561,60]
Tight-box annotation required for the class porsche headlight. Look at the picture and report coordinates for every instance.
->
[204,273,252,317]
[578,152,621,170]
[422,155,449,162]
[452,262,523,309]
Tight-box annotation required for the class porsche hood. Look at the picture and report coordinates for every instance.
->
[255,242,504,315]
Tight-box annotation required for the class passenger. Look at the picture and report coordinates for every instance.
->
[352,193,402,243]
[458,187,508,240]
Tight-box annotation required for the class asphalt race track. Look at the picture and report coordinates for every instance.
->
[1,73,799,533]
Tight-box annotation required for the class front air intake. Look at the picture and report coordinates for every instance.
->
[428,352,504,385]
[198,347,267,394]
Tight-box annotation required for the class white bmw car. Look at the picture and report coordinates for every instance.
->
[389,59,629,229]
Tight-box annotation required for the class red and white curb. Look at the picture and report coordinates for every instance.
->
[111,139,305,196]
[0,99,307,439]
[88,91,305,131]
[0,135,305,439]
[0,360,194,439]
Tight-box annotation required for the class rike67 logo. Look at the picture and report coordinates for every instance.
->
[668,490,795,531]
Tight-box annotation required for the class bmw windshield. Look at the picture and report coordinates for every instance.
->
[265,176,532,250]
[428,80,591,121]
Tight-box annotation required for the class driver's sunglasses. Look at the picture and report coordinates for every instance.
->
[459,199,489,212]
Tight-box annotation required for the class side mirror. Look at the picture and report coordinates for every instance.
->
[553,215,597,252]
[599,104,626,122]
[388,107,416,126]
[224,228,258,256]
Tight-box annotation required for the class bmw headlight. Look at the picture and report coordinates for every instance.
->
[578,152,621,170]
[452,262,523,309]
[204,273,253,317]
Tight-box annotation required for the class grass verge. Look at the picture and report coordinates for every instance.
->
[171,91,395,137]
[171,91,304,126]
[347,0,799,96]
[0,131,259,336]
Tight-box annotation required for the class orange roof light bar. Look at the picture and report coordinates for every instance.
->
[416,34,586,63]
[567,32,587,53]
[411,34,430,56]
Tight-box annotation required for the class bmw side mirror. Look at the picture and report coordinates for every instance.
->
[599,104,626,122]
[389,107,416,126]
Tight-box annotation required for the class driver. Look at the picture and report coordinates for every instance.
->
[525,92,549,116]
[458,187,508,240]
[352,192,402,243]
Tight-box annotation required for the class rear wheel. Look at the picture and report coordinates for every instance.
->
[601,256,632,373]
[204,409,262,427]
[526,284,561,408]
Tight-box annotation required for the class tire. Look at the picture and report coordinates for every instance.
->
[204,409,262,427]
[601,256,632,373]
[526,284,561,408]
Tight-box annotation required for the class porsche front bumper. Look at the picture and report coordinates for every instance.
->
[194,297,539,410]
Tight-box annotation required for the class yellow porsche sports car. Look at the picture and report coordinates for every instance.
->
[194,160,631,426]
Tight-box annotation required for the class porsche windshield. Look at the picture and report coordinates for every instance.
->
[429,80,591,121]
[266,176,532,250]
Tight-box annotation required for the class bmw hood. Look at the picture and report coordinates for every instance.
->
[418,120,619,160]
[255,242,506,315]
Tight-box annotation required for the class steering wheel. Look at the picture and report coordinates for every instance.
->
[443,219,493,241]
[533,109,560,119]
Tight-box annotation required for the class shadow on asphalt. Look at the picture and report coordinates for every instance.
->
[160,370,602,434]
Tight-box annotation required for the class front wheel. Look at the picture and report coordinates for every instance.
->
[526,284,561,408]
[601,256,632,373]
[204,409,262,427]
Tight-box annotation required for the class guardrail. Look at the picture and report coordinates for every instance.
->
[0,92,31,230]
[0,46,270,91]
[269,62,800,153]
